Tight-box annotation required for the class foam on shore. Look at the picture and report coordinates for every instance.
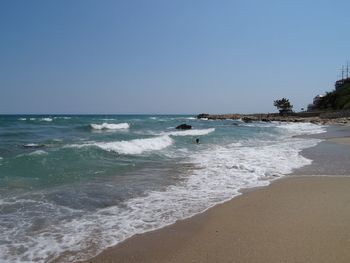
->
[0,121,327,263]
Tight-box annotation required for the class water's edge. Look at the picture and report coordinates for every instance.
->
[0,117,329,262]
[80,125,349,263]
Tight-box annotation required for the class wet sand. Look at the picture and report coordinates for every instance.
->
[83,128,350,263]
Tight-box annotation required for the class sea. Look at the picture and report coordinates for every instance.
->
[0,115,326,262]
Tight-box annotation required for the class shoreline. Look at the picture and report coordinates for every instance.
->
[81,125,350,263]
[83,177,350,263]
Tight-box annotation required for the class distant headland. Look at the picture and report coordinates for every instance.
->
[197,72,350,125]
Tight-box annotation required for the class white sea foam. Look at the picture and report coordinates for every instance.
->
[54,116,71,120]
[29,150,48,156]
[163,128,215,136]
[0,122,325,263]
[72,136,173,155]
[186,117,196,120]
[18,118,26,121]
[276,122,326,135]
[40,118,53,122]
[240,121,327,136]
[94,136,173,155]
[90,123,130,130]
[23,143,42,147]
[149,117,168,122]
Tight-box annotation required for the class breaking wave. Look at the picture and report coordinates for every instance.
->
[71,136,173,155]
[28,150,48,156]
[23,143,45,148]
[41,118,53,122]
[18,118,53,122]
[163,128,215,136]
[90,123,130,130]
[0,119,328,263]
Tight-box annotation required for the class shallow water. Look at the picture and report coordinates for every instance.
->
[0,115,326,262]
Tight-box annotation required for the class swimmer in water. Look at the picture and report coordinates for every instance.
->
[195,138,199,144]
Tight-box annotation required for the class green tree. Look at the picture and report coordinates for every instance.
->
[273,98,293,115]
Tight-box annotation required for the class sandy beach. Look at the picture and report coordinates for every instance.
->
[84,176,350,263]
[83,129,350,263]
[329,137,350,145]
[3,1,350,262]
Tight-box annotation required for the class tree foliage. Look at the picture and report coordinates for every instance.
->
[314,83,350,110]
[273,98,293,115]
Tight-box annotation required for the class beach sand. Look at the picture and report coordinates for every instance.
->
[83,131,350,263]
[84,176,350,263]
[329,137,350,145]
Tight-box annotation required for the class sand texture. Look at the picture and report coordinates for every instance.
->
[329,137,350,145]
[83,176,350,263]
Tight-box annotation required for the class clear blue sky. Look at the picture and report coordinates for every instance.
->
[1,0,349,114]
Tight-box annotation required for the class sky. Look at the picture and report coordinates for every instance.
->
[0,0,349,114]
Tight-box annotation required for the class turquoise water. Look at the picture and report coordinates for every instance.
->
[0,115,325,262]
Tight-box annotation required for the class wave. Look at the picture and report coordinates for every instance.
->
[163,128,215,136]
[18,117,54,122]
[28,150,48,156]
[71,136,173,155]
[5,129,321,262]
[23,118,53,122]
[0,122,325,263]
[40,118,53,122]
[93,136,172,154]
[90,123,130,130]
[54,116,71,120]
[276,122,326,135]
[23,143,45,148]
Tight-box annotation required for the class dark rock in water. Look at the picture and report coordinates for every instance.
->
[241,116,258,123]
[197,113,210,119]
[176,124,192,130]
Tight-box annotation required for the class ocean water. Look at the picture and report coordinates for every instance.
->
[0,115,326,262]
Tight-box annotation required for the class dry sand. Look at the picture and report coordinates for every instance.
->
[83,176,350,263]
[329,137,350,145]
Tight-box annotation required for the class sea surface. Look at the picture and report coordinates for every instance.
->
[0,115,326,262]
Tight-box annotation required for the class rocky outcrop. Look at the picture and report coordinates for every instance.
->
[197,113,241,120]
[176,124,192,130]
[197,113,210,119]
[242,116,258,123]
[196,113,350,125]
